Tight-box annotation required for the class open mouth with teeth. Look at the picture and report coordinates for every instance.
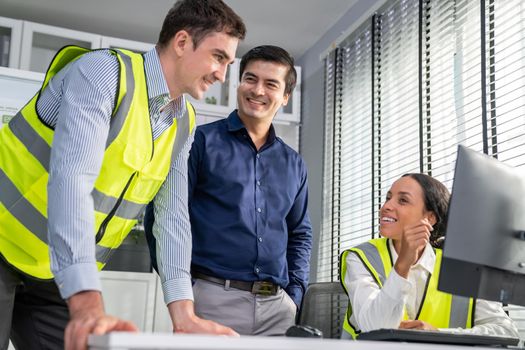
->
[381,217,397,223]
[247,97,265,105]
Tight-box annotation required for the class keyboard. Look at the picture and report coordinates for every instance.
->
[357,328,519,347]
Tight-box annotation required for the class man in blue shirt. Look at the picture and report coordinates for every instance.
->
[146,45,312,335]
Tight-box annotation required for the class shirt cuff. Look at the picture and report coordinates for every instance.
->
[285,285,303,308]
[162,276,194,305]
[382,267,412,302]
[54,262,101,299]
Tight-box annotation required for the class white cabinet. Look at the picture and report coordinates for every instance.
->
[19,21,101,73]
[100,36,154,53]
[100,271,158,332]
[100,271,175,333]
[152,275,174,332]
[0,67,43,126]
[2,14,303,128]
[0,16,22,69]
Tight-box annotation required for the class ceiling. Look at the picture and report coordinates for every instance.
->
[0,0,357,60]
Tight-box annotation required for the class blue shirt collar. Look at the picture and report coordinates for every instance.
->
[226,110,277,144]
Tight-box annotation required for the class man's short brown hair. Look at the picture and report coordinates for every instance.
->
[158,0,246,49]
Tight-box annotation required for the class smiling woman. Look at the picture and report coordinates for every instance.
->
[339,173,519,340]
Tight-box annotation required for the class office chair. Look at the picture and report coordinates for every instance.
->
[297,282,348,339]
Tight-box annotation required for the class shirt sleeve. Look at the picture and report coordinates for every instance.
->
[439,299,520,337]
[153,130,195,305]
[343,251,412,332]
[285,161,313,308]
[47,51,118,299]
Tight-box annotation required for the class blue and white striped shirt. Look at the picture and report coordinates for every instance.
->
[40,47,194,304]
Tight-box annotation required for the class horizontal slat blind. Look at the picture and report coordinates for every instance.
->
[319,1,525,314]
[318,23,373,281]
[374,0,421,234]
[338,25,373,253]
[488,0,525,167]
[318,50,338,282]
[421,0,485,189]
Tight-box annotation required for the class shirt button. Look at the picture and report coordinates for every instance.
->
[258,237,263,242]
[255,267,260,273]
[256,180,261,186]
[256,207,262,213]
[256,154,260,159]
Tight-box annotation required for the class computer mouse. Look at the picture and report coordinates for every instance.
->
[285,325,323,338]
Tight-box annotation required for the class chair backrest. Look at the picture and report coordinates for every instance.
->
[298,282,349,339]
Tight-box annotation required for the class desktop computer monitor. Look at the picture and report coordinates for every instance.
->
[438,145,525,306]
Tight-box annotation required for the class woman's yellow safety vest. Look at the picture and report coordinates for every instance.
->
[0,45,195,279]
[339,238,474,339]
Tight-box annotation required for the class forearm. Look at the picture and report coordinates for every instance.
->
[286,242,311,307]
[346,254,410,331]
[440,300,519,338]
[354,273,409,331]
[286,172,313,308]
[154,134,195,305]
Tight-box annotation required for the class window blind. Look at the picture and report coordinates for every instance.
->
[318,50,338,282]
[373,0,421,234]
[318,22,373,282]
[420,0,485,189]
[319,0,525,291]
[488,0,525,167]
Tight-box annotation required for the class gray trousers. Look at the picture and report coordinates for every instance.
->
[193,278,297,336]
[0,258,68,350]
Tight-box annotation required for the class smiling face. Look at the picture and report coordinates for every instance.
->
[236,60,290,124]
[172,30,238,100]
[379,176,435,240]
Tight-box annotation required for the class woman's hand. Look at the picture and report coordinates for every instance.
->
[399,320,438,331]
[394,219,433,278]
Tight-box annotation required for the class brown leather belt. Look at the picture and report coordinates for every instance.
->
[192,271,279,296]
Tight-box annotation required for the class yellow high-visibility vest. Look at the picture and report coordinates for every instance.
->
[340,238,474,339]
[0,45,195,279]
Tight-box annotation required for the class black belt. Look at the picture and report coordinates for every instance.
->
[192,272,279,296]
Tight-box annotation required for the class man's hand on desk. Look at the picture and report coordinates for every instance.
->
[65,290,138,350]
[399,320,438,331]
[168,300,239,336]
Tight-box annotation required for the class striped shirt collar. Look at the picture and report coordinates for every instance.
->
[143,47,186,117]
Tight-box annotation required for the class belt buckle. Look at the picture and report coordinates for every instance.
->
[252,281,275,295]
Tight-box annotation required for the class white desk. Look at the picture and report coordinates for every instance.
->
[88,332,499,350]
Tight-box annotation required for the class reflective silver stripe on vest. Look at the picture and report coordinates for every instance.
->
[171,105,191,164]
[92,188,146,220]
[449,294,470,328]
[0,169,48,243]
[355,242,386,285]
[8,112,51,171]
[96,244,114,264]
[106,50,135,147]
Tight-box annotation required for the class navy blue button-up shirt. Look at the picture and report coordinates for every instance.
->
[189,110,312,307]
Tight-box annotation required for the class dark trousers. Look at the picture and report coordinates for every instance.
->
[0,258,69,350]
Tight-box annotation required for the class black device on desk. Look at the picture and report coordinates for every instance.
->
[285,325,323,338]
[438,145,525,306]
[358,328,519,347]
